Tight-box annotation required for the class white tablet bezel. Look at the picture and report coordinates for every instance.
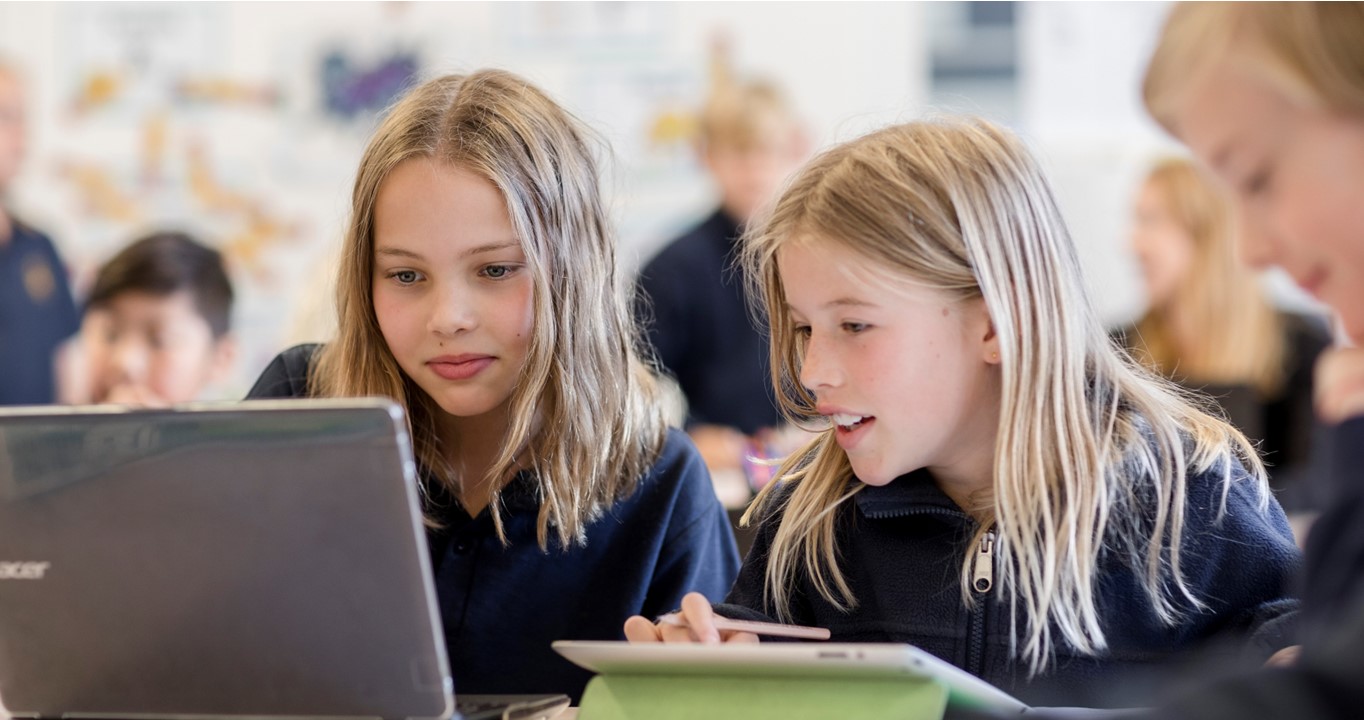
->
[551,641,1028,714]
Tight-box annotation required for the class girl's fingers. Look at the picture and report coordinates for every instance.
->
[624,609,762,645]
[628,592,758,645]
[660,624,703,643]
[679,592,720,644]
[623,615,662,643]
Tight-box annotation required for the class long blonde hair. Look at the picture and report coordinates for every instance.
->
[1130,157,1286,395]
[1144,2,1364,136]
[311,70,668,549]
[742,118,1268,674]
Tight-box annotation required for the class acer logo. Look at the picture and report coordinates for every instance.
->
[0,562,50,579]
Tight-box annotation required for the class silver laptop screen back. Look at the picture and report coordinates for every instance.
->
[0,399,452,720]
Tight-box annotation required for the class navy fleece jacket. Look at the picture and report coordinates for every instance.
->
[715,462,1300,708]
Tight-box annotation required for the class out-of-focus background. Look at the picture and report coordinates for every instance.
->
[0,1,1322,395]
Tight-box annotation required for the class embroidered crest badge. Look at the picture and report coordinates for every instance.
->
[22,253,56,303]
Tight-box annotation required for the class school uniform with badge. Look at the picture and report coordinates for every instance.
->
[0,219,79,405]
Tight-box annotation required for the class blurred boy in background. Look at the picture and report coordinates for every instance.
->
[62,231,235,407]
[635,51,809,498]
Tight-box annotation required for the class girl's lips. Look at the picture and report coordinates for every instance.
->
[427,356,494,381]
[833,416,875,450]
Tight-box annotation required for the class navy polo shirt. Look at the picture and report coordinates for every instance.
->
[0,220,79,405]
[247,344,741,701]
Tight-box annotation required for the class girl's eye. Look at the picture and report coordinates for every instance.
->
[842,322,869,334]
[792,324,812,338]
[388,270,421,285]
[480,264,520,280]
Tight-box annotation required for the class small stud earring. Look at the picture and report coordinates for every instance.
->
[990,351,999,362]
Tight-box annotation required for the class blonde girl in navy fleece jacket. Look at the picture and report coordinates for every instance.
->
[626,117,1299,706]
[249,70,737,701]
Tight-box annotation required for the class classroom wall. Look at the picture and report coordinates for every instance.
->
[1018,0,1175,326]
[0,2,1320,399]
[0,2,925,395]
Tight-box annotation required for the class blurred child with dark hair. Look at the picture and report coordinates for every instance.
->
[65,231,235,407]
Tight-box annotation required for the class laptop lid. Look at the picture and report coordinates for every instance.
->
[0,399,453,720]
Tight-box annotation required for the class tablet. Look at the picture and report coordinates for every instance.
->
[551,641,1028,714]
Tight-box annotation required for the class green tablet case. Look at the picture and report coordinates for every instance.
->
[576,673,948,720]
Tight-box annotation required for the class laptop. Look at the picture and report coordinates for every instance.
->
[0,399,566,720]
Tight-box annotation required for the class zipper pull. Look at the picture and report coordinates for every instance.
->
[972,530,995,594]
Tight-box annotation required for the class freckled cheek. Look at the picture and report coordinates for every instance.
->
[371,291,392,327]
[371,297,417,360]
[1264,184,1298,235]
[1318,196,1364,265]
[516,302,533,339]
[514,286,535,341]
[374,290,413,330]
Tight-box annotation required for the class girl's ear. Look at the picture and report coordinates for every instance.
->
[983,328,1001,365]
[974,300,1001,365]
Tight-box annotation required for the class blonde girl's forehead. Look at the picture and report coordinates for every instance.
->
[778,234,944,305]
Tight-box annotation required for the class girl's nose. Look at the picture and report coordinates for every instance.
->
[798,333,840,393]
[427,283,477,336]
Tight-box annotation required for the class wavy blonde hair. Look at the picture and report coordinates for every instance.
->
[1144,2,1364,136]
[742,118,1268,674]
[1130,157,1286,396]
[311,69,668,549]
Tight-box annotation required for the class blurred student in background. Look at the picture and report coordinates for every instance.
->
[62,231,236,407]
[0,57,79,405]
[1006,3,1364,717]
[1118,157,1329,517]
[634,51,809,492]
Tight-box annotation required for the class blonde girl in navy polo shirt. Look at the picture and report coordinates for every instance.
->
[249,70,738,701]
[626,117,1299,707]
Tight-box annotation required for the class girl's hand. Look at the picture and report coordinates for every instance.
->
[1315,347,1364,424]
[623,592,759,644]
